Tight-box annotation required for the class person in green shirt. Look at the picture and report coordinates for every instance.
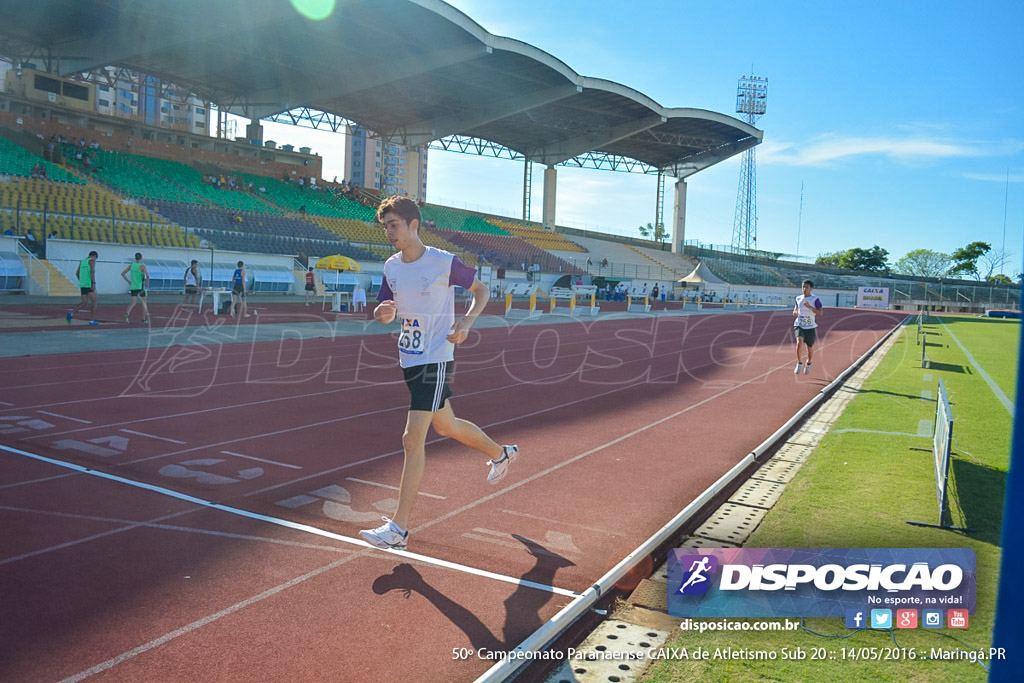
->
[121,252,150,325]
[67,250,99,326]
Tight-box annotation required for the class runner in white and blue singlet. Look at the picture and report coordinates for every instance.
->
[793,279,823,374]
[358,197,519,551]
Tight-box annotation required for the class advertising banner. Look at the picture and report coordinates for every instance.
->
[857,286,889,308]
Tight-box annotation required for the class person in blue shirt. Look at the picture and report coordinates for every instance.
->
[229,260,248,318]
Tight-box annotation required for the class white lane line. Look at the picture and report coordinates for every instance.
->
[501,509,625,537]
[37,410,91,424]
[0,508,201,566]
[220,451,302,469]
[121,429,187,444]
[0,400,14,406]
[60,555,359,683]
[937,317,1015,416]
[0,443,578,600]
[0,505,352,556]
[346,476,446,499]
[0,472,76,490]
[833,428,922,437]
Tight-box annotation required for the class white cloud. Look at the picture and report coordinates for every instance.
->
[760,134,983,167]
[962,171,1024,183]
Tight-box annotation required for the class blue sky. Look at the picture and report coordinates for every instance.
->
[264,0,1024,273]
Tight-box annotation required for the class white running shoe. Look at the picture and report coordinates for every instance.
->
[359,517,408,550]
[794,362,803,374]
[487,445,519,485]
[803,363,811,374]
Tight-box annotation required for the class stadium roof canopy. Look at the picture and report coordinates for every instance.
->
[0,0,762,178]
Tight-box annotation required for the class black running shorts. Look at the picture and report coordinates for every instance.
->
[403,361,453,412]
[794,326,817,347]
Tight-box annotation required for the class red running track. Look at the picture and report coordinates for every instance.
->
[0,307,904,681]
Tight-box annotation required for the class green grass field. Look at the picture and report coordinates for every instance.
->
[644,315,1019,682]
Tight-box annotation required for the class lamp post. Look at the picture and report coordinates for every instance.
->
[732,74,767,253]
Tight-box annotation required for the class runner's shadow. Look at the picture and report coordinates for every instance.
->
[372,562,503,652]
[502,534,575,644]
[371,535,575,651]
[946,458,1005,545]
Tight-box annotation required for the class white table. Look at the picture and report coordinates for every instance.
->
[322,290,351,312]
[198,288,229,314]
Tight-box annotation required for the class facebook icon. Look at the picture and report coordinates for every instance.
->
[845,609,866,629]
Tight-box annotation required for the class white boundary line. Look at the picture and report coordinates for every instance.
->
[0,443,578,599]
[60,555,360,683]
[346,476,446,500]
[37,410,92,424]
[937,317,1015,416]
[120,429,187,444]
[0,505,352,564]
[220,450,303,469]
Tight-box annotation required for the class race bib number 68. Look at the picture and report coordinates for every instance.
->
[399,317,424,355]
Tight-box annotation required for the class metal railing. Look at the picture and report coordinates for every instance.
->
[15,239,49,295]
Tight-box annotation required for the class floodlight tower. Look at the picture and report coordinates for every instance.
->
[732,75,767,253]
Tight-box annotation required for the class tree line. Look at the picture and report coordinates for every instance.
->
[815,242,1018,285]
[636,218,1018,286]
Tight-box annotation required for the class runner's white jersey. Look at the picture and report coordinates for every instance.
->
[378,247,476,368]
[794,294,822,329]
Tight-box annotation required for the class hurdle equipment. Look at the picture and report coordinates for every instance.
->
[907,379,970,531]
[549,287,593,316]
[627,295,651,313]
[505,290,542,319]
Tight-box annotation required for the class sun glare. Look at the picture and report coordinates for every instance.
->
[289,0,336,21]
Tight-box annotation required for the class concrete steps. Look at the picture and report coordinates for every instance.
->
[19,256,79,296]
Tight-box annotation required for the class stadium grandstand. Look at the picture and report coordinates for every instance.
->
[1,113,1018,311]
[0,0,1017,314]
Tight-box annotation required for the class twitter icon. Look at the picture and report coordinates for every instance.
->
[870,609,893,629]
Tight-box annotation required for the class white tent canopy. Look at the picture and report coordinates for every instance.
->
[678,260,725,285]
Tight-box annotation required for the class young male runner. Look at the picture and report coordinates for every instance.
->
[793,279,823,374]
[121,252,150,324]
[183,259,202,308]
[67,250,99,326]
[359,197,518,550]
